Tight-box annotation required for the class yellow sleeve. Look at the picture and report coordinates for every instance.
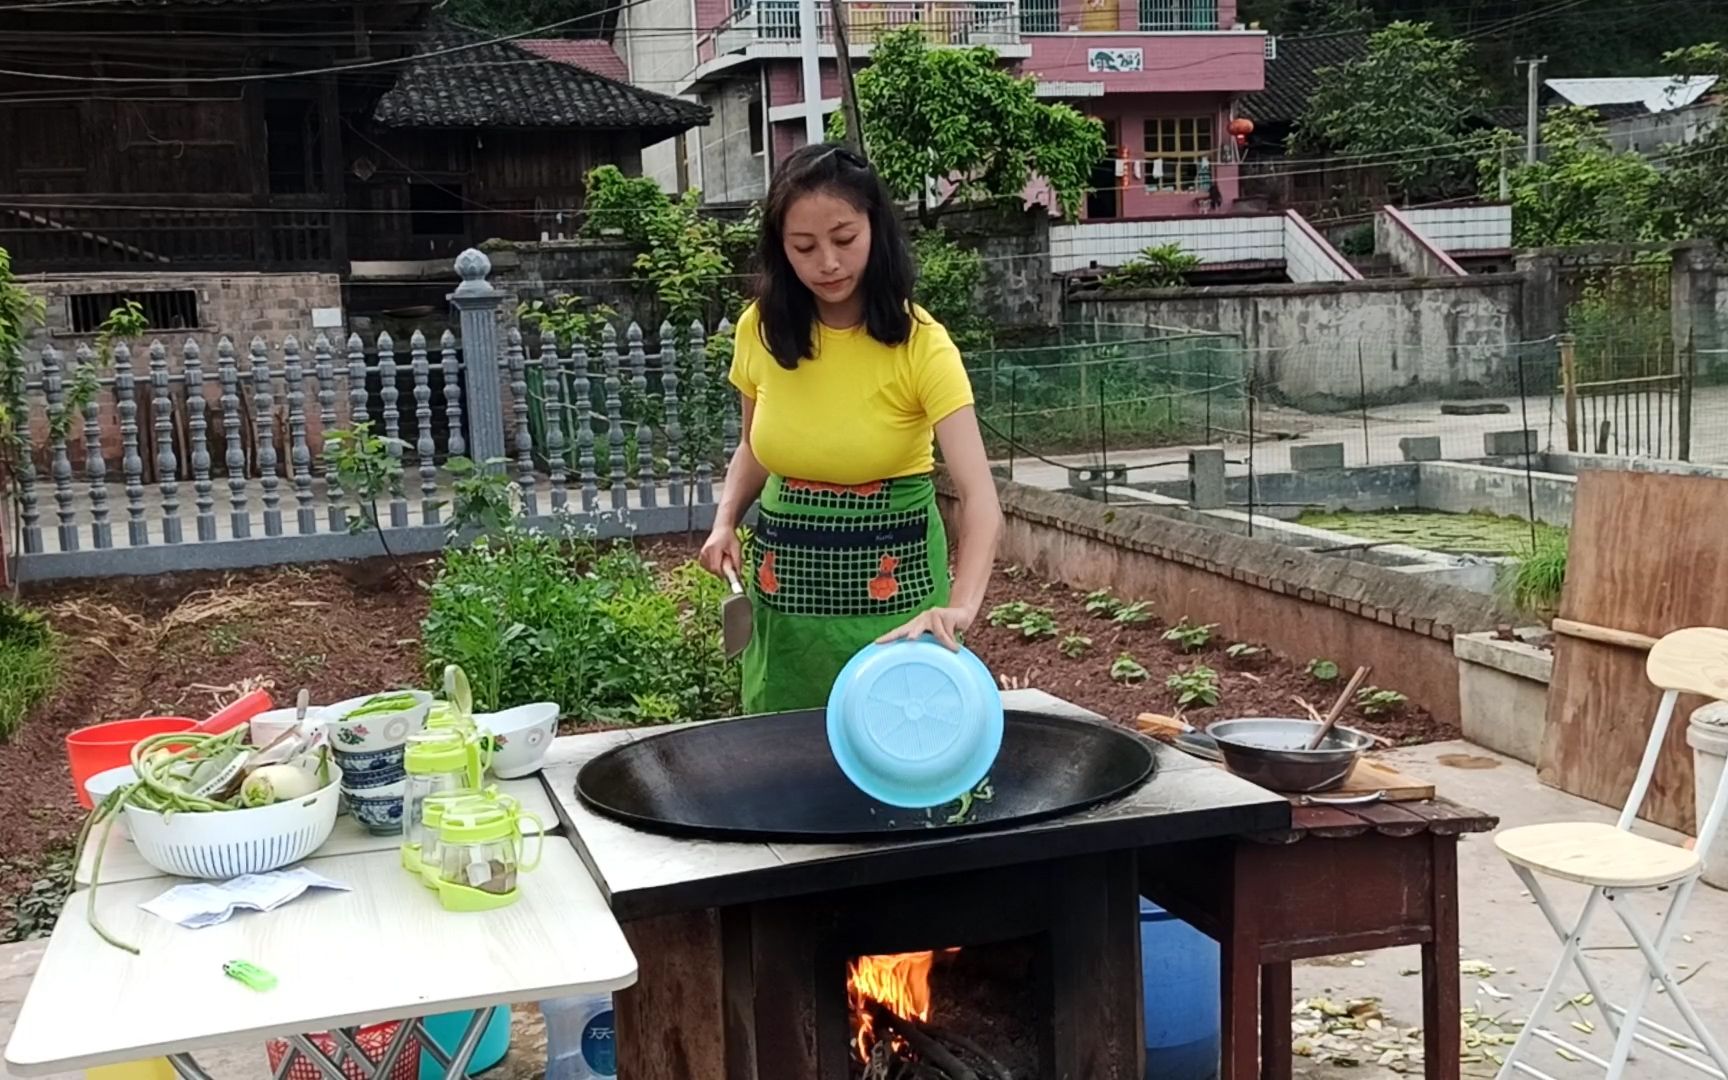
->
[911,317,975,424]
[728,305,762,400]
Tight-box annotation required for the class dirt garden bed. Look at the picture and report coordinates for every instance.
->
[0,542,1450,938]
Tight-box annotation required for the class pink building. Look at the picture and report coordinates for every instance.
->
[620,0,1266,218]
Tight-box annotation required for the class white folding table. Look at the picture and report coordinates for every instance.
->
[6,841,636,1080]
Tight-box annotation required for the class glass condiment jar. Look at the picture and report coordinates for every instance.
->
[436,801,543,912]
[418,789,491,886]
[401,731,487,873]
[425,702,474,734]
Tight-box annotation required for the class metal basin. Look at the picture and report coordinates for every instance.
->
[575,709,1155,842]
[1206,717,1374,793]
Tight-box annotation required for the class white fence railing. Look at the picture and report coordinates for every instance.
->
[1050,215,1285,274]
[716,0,1019,52]
[1402,205,1513,253]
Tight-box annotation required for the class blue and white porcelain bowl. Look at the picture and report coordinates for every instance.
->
[333,745,407,789]
[343,780,405,835]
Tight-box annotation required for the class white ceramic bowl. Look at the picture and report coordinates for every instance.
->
[83,764,139,806]
[249,706,321,748]
[322,691,433,751]
[477,703,559,779]
[123,766,344,879]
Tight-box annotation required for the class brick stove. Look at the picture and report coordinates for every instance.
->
[545,692,1287,1080]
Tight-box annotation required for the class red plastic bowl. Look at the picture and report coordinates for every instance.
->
[66,717,197,809]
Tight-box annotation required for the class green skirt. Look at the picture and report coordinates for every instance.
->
[741,473,949,714]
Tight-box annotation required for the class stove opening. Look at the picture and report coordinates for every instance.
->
[845,940,1039,1079]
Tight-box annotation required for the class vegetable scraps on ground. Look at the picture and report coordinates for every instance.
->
[74,723,334,955]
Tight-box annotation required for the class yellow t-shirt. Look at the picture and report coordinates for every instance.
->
[728,303,975,485]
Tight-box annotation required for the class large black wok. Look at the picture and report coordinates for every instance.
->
[575,709,1155,843]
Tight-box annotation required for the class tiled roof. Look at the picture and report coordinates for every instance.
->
[516,38,630,83]
[1240,30,1371,126]
[372,26,708,133]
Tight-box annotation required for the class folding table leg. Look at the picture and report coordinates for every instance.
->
[418,1006,498,1080]
[288,1035,365,1080]
[167,1055,218,1080]
[1494,883,1605,1080]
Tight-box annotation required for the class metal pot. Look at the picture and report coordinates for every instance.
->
[1206,717,1374,793]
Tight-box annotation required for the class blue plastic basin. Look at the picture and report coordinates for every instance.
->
[417,1007,511,1080]
[1141,899,1220,1080]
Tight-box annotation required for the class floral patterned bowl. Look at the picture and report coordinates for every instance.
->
[476,703,559,779]
[322,692,433,752]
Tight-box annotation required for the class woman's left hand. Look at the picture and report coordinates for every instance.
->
[876,606,976,651]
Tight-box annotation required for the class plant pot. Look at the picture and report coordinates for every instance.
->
[1688,701,1728,891]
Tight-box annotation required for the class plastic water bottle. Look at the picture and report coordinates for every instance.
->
[541,994,617,1080]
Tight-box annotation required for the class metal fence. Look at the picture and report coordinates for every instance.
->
[3,249,730,582]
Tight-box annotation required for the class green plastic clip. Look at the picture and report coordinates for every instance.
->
[223,960,277,992]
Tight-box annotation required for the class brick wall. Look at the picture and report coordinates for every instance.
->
[939,477,1515,726]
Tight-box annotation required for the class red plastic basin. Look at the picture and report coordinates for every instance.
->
[66,717,197,809]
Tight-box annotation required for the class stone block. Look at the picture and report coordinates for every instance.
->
[1188,447,1226,510]
[1067,463,1127,498]
[1399,436,1443,462]
[1290,442,1346,471]
[1483,429,1537,456]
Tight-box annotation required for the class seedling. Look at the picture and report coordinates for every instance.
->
[1110,653,1149,683]
[1085,590,1124,618]
[1163,619,1217,653]
[1113,601,1155,625]
[1226,642,1264,660]
[1059,634,1093,659]
[1308,659,1340,681]
[1356,687,1408,716]
[1167,664,1221,707]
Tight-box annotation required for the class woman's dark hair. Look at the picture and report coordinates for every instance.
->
[755,143,915,370]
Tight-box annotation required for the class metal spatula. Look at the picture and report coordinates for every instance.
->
[722,565,753,659]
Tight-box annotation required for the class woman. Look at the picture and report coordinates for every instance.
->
[699,143,1004,715]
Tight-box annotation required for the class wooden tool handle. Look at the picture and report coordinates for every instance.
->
[1307,665,1371,750]
[1552,618,1657,652]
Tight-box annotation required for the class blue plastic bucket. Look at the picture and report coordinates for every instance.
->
[1140,899,1220,1080]
[417,1007,511,1080]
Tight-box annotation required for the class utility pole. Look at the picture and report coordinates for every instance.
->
[798,0,825,144]
[830,0,866,159]
[1519,55,1546,164]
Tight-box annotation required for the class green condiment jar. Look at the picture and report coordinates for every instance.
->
[418,789,493,886]
[402,731,488,869]
[436,800,543,912]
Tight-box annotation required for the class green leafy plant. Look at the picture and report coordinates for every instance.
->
[1058,633,1093,659]
[1084,589,1124,618]
[324,422,409,579]
[1,846,72,943]
[834,28,1105,221]
[1356,687,1409,716]
[1480,108,1677,247]
[911,228,987,349]
[1113,601,1155,625]
[1167,664,1221,707]
[1226,642,1265,660]
[580,165,670,247]
[1110,652,1149,684]
[0,599,55,740]
[1336,223,1376,257]
[1162,618,1217,653]
[444,456,519,538]
[421,534,739,723]
[987,600,1057,639]
[1498,531,1568,623]
[1296,21,1489,200]
[1308,659,1340,682]
[0,246,46,579]
[1101,244,1202,289]
[517,293,616,350]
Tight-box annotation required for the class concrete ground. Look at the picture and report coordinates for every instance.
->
[0,741,1720,1080]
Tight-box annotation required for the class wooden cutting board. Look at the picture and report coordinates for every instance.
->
[1539,470,1728,833]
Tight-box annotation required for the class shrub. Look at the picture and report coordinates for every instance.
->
[1101,244,1201,289]
[0,600,56,741]
[1162,618,1217,653]
[1498,531,1568,622]
[421,531,739,724]
[1167,664,1221,707]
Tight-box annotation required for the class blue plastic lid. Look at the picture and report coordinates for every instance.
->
[826,636,1004,809]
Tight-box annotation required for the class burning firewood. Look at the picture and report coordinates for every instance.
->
[866,1001,982,1080]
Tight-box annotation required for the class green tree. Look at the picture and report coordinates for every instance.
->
[1480,107,1677,247]
[832,29,1105,222]
[1295,21,1488,200]
[911,229,987,349]
[1659,43,1728,246]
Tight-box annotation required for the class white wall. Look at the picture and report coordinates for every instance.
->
[620,0,705,192]
[1403,206,1512,253]
[1282,212,1358,283]
[1048,215,1284,273]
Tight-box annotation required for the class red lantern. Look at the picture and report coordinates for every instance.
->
[1228,117,1255,138]
[1234,132,1248,148]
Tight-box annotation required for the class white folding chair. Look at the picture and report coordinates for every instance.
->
[1493,626,1728,1080]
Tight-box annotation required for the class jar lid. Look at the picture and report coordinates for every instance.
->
[825,636,1004,809]
[440,802,516,843]
[405,730,471,773]
[426,703,473,731]
[443,664,474,718]
[424,792,491,828]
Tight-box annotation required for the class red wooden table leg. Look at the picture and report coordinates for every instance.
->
[1261,961,1293,1080]
[1220,845,1261,1080]
[1421,837,1462,1080]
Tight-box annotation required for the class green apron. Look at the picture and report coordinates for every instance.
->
[742,473,949,714]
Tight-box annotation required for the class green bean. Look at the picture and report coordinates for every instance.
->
[344,692,422,718]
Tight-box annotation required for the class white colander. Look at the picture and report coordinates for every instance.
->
[121,767,344,879]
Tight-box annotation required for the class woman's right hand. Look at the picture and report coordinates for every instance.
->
[699,524,744,581]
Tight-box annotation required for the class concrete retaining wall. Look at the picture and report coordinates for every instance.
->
[1454,631,1551,765]
[944,477,1517,726]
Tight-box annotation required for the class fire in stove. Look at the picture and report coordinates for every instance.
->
[846,950,1014,1080]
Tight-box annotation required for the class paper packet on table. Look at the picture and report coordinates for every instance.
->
[140,866,350,929]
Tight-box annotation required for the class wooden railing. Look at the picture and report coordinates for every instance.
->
[0,197,338,273]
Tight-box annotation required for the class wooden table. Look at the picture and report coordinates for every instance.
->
[1139,797,1498,1080]
[9,823,636,1078]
